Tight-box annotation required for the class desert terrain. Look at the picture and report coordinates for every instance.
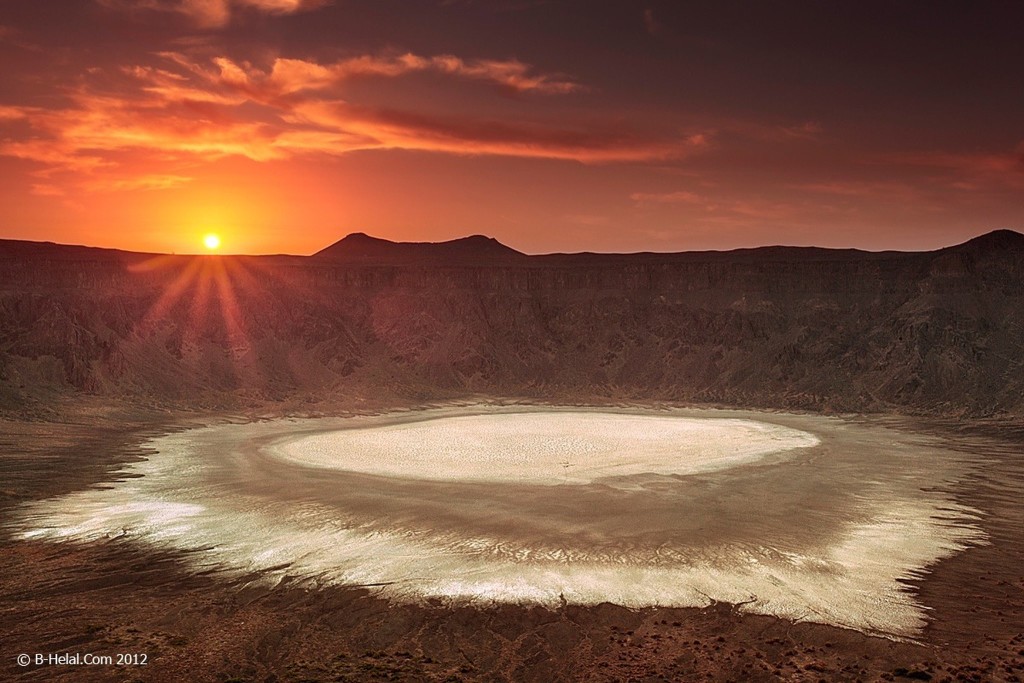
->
[2,232,1023,682]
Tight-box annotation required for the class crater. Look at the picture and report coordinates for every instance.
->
[10,407,985,638]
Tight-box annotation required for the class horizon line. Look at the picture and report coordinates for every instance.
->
[1,228,1022,259]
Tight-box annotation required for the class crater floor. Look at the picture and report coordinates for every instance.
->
[11,407,985,638]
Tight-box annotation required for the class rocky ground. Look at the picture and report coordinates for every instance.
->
[2,230,1024,421]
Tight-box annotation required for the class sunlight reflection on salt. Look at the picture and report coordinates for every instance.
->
[274,413,819,484]
[9,407,985,638]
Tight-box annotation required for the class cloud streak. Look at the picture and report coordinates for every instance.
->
[98,0,329,28]
[630,190,703,204]
[865,145,1024,191]
[631,188,812,230]
[881,147,1024,176]
[89,174,195,192]
[288,101,706,162]
[192,52,583,100]
[0,51,704,190]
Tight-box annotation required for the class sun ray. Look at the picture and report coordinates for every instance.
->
[183,257,214,355]
[211,257,251,359]
[240,254,331,308]
[138,257,203,332]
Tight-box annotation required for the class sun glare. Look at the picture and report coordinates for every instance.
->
[203,234,221,251]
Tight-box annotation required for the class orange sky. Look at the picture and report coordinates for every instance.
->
[1,1,1022,255]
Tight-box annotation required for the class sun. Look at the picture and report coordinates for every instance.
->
[203,234,221,251]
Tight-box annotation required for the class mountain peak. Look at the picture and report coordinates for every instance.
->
[314,233,524,263]
[959,229,1024,251]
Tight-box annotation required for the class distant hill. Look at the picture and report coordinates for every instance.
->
[945,228,1024,254]
[0,230,1022,418]
[0,239,155,263]
[313,232,525,263]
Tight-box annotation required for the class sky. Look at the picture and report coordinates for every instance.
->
[0,0,1022,255]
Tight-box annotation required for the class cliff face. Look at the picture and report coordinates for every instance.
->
[1,231,1022,417]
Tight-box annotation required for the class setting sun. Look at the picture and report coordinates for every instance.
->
[203,234,221,251]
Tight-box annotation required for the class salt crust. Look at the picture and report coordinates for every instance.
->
[11,408,984,638]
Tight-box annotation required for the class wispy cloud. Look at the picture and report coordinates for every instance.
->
[631,188,809,229]
[790,180,923,202]
[1,135,113,174]
[167,52,583,99]
[30,183,65,197]
[0,105,30,120]
[880,146,1024,175]
[97,0,329,28]
[288,101,707,162]
[643,8,663,37]
[0,51,705,190]
[630,190,703,204]
[721,120,824,143]
[869,144,1024,190]
[89,174,195,192]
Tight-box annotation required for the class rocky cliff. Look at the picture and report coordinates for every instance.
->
[1,230,1022,417]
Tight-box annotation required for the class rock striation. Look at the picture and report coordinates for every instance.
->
[1,230,1022,417]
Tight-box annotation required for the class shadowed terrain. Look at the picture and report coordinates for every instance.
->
[2,229,1023,418]
[1,231,1024,682]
